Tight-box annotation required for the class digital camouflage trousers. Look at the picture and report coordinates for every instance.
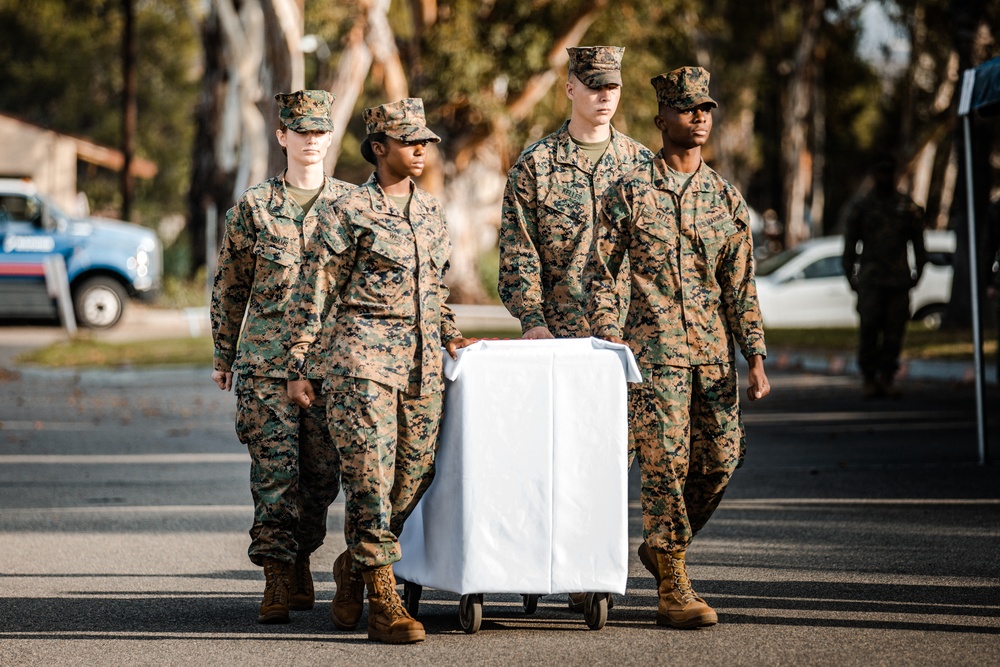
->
[324,375,441,571]
[628,362,745,554]
[235,375,340,566]
[856,286,910,380]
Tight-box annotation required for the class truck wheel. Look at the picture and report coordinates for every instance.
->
[74,277,127,329]
[913,304,946,330]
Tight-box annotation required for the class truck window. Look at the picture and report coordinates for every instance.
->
[0,195,40,225]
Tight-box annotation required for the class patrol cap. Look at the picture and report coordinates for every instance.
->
[363,98,441,143]
[567,46,624,88]
[274,90,335,132]
[651,67,718,110]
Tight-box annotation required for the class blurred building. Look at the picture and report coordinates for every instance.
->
[0,113,156,214]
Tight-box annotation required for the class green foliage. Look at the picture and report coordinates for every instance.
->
[158,270,210,309]
[0,0,199,226]
[16,322,994,369]
[478,245,501,304]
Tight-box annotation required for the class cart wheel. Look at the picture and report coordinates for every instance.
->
[459,594,483,634]
[584,592,608,630]
[522,594,540,615]
[403,581,423,617]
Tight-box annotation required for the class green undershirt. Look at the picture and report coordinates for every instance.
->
[388,192,413,217]
[666,163,696,194]
[571,135,611,172]
[286,183,323,216]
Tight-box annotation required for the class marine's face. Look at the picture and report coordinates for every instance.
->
[566,74,621,127]
[377,137,429,178]
[655,102,714,149]
[278,128,332,166]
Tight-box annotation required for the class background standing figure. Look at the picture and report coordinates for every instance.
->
[585,66,770,630]
[498,45,653,341]
[285,98,472,645]
[210,91,353,624]
[842,158,927,399]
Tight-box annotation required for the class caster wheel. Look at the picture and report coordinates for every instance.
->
[584,592,608,630]
[522,594,540,615]
[459,594,483,634]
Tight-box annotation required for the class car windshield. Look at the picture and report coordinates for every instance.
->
[755,246,807,277]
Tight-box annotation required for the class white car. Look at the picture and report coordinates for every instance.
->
[754,230,955,329]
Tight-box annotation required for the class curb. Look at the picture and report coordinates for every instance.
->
[769,349,999,385]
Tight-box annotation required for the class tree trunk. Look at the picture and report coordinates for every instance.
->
[780,0,823,248]
[187,0,303,275]
[261,0,305,174]
[120,0,137,222]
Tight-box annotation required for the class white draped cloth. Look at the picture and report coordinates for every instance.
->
[395,338,642,595]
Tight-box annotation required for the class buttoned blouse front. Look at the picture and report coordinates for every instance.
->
[587,155,766,368]
[288,174,460,394]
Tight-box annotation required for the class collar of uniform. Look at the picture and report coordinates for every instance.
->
[651,150,710,194]
[268,171,334,217]
[555,120,621,169]
[364,172,421,218]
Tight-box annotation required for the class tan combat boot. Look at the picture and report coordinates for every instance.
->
[289,552,315,611]
[259,558,292,624]
[331,549,365,630]
[362,565,426,644]
[654,550,718,629]
[637,541,661,585]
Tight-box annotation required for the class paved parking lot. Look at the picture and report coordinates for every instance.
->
[0,316,998,666]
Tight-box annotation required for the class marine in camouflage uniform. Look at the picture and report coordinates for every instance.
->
[499,46,653,339]
[842,158,927,398]
[211,90,353,623]
[286,98,470,644]
[585,67,769,629]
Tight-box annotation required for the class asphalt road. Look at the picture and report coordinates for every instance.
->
[0,321,998,666]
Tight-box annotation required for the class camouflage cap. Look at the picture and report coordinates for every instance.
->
[275,90,335,132]
[567,46,624,88]
[363,98,441,143]
[651,67,718,110]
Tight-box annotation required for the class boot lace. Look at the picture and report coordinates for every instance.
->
[669,555,698,605]
[371,568,410,620]
[263,562,290,607]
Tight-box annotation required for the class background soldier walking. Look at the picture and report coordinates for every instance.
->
[210,91,353,624]
[842,158,927,398]
[586,67,770,629]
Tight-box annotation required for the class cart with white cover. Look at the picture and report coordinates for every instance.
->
[395,338,642,632]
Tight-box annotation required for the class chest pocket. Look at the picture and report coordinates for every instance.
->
[696,202,736,262]
[631,204,675,273]
[253,231,299,266]
[252,230,300,314]
[354,230,412,305]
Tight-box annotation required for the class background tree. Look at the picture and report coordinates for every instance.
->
[187,0,305,281]
[3,0,1000,309]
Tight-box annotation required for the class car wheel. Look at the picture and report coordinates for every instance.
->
[74,277,127,329]
[914,304,947,331]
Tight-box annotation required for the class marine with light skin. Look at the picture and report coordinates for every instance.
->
[212,128,331,392]
[521,73,624,341]
[210,90,353,625]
